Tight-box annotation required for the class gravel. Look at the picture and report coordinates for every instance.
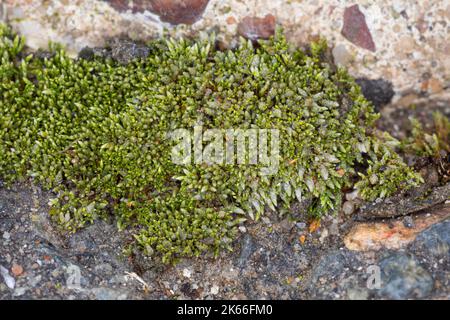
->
[0,182,449,300]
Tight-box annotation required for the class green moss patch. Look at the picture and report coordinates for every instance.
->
[402,111,450,158]
[0,25,422,263]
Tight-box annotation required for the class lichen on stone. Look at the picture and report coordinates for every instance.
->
[0,24,422,263]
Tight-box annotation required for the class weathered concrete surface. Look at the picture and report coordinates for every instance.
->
[2,183,449,300]
[2,0,449,103]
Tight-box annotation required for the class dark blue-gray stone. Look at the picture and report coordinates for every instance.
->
[377,253,433,299]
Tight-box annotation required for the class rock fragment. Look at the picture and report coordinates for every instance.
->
[0,265,15,289]
[355,78,395,111]
[377,253,433,299]
[237,14,276,41]
[105,0,210,25]
[341,5,376,52]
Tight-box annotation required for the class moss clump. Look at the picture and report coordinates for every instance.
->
[0,25,422,263]
[401,112,450,158]
[354,132,423,201]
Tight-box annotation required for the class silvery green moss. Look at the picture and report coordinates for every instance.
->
[401,112,450,158]
[0,25,422,263]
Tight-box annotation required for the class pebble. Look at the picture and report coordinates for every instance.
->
[238,226,247,233]
[237,234,256,269]
[13,287,28,297]
[210,285,219,295]
[0,265,15,289]
[341,4,376,52]
[237,14,276,41]
[182,268,192,278]
[2,231,10,240]
[279,218,294,231]
[356,78,395,111]
[65,264,83,291]
[329,220,340,236]
[28,275,42,287]
[342,201,355,216]
[296,222,307,229]
[319,229,329,243]
[261,217,271,225]
[332,44,352,66]
[345,190,359,201]
[91,287,128,300]
[369,174,379,185]
[11,263,24,277]
[402,216,415,229]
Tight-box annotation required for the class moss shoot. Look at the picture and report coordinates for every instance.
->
[402,111,450,159]
[0,25,422,263]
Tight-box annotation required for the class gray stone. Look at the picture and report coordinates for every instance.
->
[91,287,128,300]
[355,78,395,111]
[28,275,42,287]
[402,216,415,229]
[65,264,84,291]
[332,44,352,66]
[0,265,15,289]
[410,219,450,260]
[310,250,349,283]
[94,263,113,275]
[13,287,28,297]
[341,276,369,300]
[295,222,307,229]
[377,253,433,299]
[111,39,151,65]
[236,234,256,269]
[342,201,355,216]
[345,190,359,201]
